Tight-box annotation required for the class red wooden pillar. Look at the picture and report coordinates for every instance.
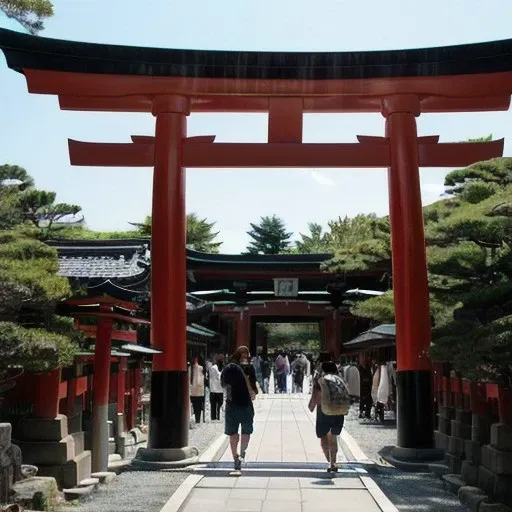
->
[92,309,113,472]
[146,95,192,455]
[383,94,434,452]
[34,368,61,418]
[133,362,142,429]
[117,358,126,416]
[66,366,77,416]
[235,312,249,349]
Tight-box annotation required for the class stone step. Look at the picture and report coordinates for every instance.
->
[79,477,99,487]
[91,471,117,484]
[63,484,95,502]
[443,474,466,495]
[458,486,488,512]
[108,458,131,474]
[428,463,449,479]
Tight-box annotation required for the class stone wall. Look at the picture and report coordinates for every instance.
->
[433,405,512,511]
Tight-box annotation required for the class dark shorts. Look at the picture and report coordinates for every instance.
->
[225,404,254,436]
[316,408,345,438]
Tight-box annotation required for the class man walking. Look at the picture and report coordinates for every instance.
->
[308,361,350,473]
[221,345,258,472]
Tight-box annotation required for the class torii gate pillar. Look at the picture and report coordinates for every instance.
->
[136,95,198,466]
[383,95,438,459]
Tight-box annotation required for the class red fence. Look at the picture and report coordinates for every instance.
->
[433,362,512,425]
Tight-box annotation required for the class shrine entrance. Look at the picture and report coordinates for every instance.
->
[1,28,511,467]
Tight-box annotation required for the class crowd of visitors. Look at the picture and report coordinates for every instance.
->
[185,347,395,472]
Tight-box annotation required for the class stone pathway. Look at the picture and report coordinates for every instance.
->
[172,395,395,512]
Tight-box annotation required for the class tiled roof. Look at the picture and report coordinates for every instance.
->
[46,240,149,279]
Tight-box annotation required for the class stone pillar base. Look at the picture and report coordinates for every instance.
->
[132,446,199,469]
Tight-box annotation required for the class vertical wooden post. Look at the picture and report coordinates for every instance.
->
[92,309,113,472]
[235,311,249,349]
[383,94,434,451]
[146,95,192,457]
[117,358,126,416]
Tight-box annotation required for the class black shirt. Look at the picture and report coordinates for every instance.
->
[221,362,253,407]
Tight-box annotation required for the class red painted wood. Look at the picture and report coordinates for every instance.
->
[498,388,512,425]
[151,97,188,372]
[93,317,113,407]
[117,359,126,415]
[72,312,149,325]
[65,295,138,310]
[486,383,500,399]
[23,68,512,98]
[385,95,431,372]
[67,377,77,415]
[58,93,511,114]
[58,380,67,400]
[76,376,88,396]
[79,324,137,343]
[470,381,489,416]
[214,302,331,316]
[33,368,61,418]
[67,138,503,169]
[268,98,303,143]
[132,364,142,428]
[235,312,250,349]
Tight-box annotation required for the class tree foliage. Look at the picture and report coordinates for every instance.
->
[246,215,293,255]
[134,213,222,253]
[0,0,54,34]
[0,165,83,238]
[0,166,79,376]
[295,223,331,254]
[331,157,512,383]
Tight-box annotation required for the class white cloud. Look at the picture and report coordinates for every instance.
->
[307,170,336,186]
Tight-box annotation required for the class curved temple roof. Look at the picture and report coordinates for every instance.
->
[0,28,511,80]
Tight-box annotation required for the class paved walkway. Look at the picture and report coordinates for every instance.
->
[168,395,396,512]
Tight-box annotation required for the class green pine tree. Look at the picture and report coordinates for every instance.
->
[0,0,54,34]
[246,215,293,255]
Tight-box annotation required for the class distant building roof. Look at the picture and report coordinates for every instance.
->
[46,239,149,281]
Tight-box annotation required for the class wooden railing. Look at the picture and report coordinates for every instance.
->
[433,362,512,425]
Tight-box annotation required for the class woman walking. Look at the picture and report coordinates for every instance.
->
[209,355,224,421]
[190,356,205,424]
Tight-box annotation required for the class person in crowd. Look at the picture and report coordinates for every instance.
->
[358,354,373,420]
[284,352,291,393]
[190,355,205,424]
[308,360,351,473]
[260,352,271,393]
[292,351,308,393]
[275,352,286,393]
[209,354,224,421]
[221,345,258,472]
[251,351,263,390]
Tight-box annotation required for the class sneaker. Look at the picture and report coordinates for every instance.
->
[240,450,246,461]
[234,457,242,471]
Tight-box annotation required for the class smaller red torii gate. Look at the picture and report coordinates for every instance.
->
[213,302,343,357]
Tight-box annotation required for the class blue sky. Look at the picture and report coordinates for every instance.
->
[1,0,512,253]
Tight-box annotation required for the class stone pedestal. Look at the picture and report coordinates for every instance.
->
[0,423,21,504]
[15,415,91,490]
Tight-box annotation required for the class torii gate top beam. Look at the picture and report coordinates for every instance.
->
[0,28,512,111]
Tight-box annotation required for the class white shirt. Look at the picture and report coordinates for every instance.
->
[209,364,223,393]
[190,364,205,397]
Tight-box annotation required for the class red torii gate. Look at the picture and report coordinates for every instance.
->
[1,28,511,465]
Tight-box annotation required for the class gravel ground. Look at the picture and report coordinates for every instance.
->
[344,405,465,512]
[60,421,225,512]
